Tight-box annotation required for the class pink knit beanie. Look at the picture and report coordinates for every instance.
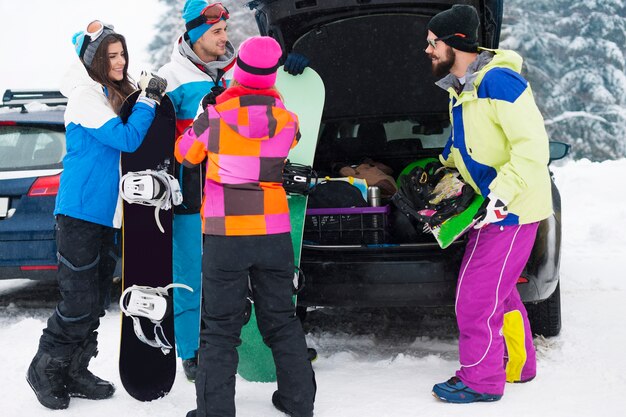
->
[233,36,282,89]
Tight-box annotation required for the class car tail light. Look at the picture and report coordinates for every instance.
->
[28,174,61,197]
[517,276,529,284]
[0,121,17,126]
[20,265,58,271]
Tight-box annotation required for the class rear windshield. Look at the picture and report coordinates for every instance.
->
[324,117,451,149]
[0,126,65,171]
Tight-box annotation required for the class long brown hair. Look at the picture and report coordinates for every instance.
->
[85,33,135,114]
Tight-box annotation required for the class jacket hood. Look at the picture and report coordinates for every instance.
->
[474,48,523,82]
[214,86,296,141]
[436,48,524,93]
[59,59,100,98]
[174,34,236,82]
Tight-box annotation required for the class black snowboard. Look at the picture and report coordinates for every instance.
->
[118,91,177,401]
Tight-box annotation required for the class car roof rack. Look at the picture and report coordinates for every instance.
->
[1,89,68,109]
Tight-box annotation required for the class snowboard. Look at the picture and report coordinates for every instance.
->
[396,158,483,249]
[430,194,483,249]
[118,91,178,401]
[236,67,325,382]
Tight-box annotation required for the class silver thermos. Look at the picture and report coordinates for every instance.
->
[368,186,381,207]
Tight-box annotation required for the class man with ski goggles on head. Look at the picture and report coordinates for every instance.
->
[157,0,237,385]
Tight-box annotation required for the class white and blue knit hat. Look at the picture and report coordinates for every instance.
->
[72,21,117,68]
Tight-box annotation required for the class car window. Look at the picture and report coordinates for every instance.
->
[0,126,65,171]
[383,120,451,149]
[325,118,451,150]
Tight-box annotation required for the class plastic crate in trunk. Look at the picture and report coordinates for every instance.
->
[304,206,390,245]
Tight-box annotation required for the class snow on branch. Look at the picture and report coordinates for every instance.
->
[544,111,610,126]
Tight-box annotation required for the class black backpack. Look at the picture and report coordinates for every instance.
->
[307,180,368,208]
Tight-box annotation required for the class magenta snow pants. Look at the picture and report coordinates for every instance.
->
[455,222,539,395]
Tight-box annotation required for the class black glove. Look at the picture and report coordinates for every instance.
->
[138,71,167,104]
[201,85,226,108]
[283,52,310,75]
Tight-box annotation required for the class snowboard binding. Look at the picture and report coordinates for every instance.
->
[283,160,317,195]
[119,283,192,355]
[393,167,475,230]
[242,268,305,326]
[119,168,183,233]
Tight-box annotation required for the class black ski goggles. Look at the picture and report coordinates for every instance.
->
[185,3,229,32]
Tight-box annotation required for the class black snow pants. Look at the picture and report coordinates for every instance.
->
[38,215,118,358]
[195,233,316,417]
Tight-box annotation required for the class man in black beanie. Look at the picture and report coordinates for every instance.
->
[425,4,552,405]
[426,4,480,79]
[428,4,480,51]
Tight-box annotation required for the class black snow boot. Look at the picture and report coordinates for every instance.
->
[272,391,313,417]
[182,351,198,382]
[66,334,115,400]
[26,350,70,410]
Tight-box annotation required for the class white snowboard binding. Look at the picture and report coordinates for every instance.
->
[119,283,192,355]
[119,169,183,233]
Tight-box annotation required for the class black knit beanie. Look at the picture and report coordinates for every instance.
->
[427,5,480,53]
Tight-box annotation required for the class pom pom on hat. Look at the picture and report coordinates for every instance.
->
[427,5,480,53]
[233,36,283,89]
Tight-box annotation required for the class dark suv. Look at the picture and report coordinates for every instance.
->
[0,90,70,280]
[249,0,569,337]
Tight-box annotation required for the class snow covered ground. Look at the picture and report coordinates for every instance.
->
[2,2,626,416]
[1,158,626,417]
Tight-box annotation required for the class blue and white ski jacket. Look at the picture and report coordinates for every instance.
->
[56,61,156,228]
[158,35,235,137]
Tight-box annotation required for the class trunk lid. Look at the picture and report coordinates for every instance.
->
[249,0,502,120]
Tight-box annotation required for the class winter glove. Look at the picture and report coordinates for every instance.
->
[138,71,167,105]
[201,85,226,108]
[473,193,509,229]
[283,52,310,75]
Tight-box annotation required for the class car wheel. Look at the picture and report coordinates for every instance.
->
[526,282,562,337]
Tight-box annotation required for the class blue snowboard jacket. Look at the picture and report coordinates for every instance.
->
[56,61,156,228]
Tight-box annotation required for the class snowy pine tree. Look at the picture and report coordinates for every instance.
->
[147,0,258,69]
[147,0,184,68]
[501,0,626,160]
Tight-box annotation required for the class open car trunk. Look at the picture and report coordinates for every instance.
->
[250,0,503,248]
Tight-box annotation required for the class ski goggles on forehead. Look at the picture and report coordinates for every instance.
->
[85,20,115,42]
[426,33,466,49]
[77,20,116,61]
[185,3,229,32]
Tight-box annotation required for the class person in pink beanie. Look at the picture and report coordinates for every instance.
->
[176,35,316,417]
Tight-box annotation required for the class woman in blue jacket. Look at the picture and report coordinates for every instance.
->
[26,20,166,410]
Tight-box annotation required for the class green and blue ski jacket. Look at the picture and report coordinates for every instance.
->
[438,48,553,225]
